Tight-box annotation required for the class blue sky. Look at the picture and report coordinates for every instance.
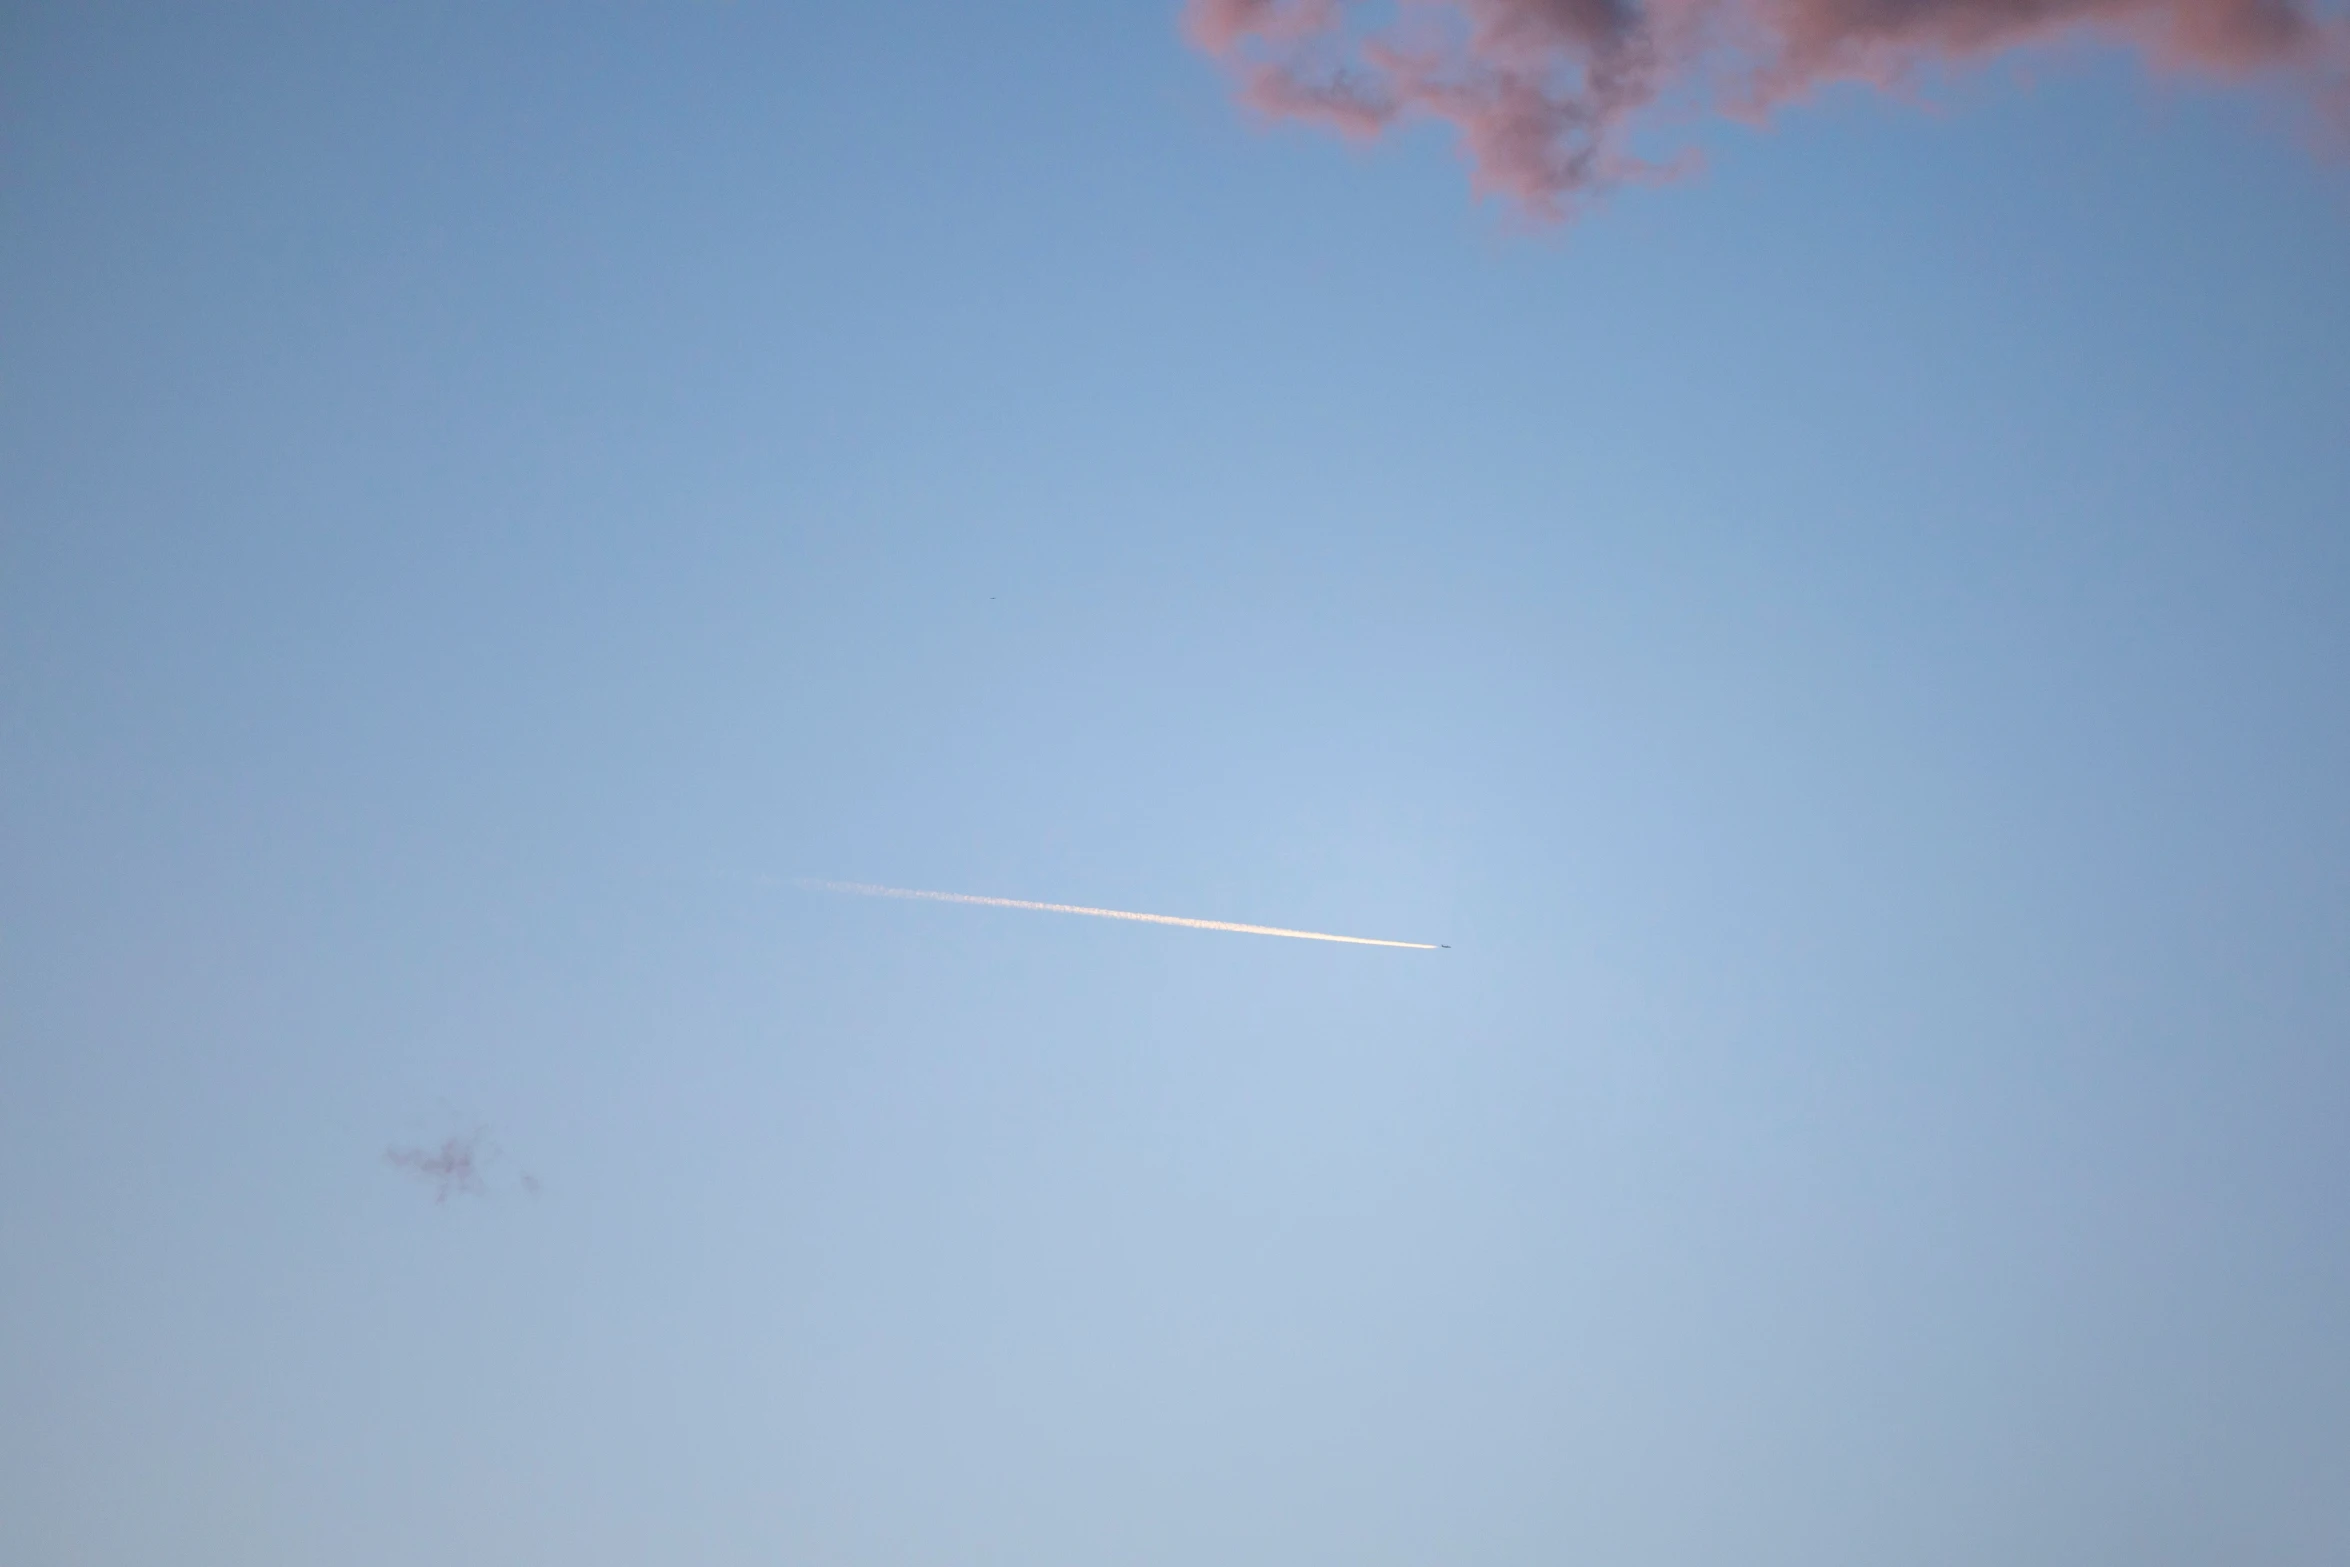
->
[5,5,2348,1564]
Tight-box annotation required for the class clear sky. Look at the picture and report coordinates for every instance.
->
[4,4,2348,1564]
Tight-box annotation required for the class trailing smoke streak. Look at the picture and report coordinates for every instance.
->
[799,878,1440,949]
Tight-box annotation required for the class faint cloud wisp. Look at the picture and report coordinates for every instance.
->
[385,1125,542,1204]
[386,1132,490,1203]
[1186,0,2350,218]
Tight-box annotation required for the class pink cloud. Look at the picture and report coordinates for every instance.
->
[1185,0,2349,217]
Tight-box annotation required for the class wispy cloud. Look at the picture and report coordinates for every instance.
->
[386,1124,542,1203]
[1186,0,2349,218]
[386,1131,490,1203]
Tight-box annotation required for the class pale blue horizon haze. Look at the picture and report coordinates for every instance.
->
[4,4,2349,1565]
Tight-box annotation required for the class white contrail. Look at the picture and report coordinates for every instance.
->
[798,879,1439,950]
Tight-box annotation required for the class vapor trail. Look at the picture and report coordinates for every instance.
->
[798,879,1439,950]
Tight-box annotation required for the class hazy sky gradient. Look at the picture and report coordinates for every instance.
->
[5,5,2348,1565]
